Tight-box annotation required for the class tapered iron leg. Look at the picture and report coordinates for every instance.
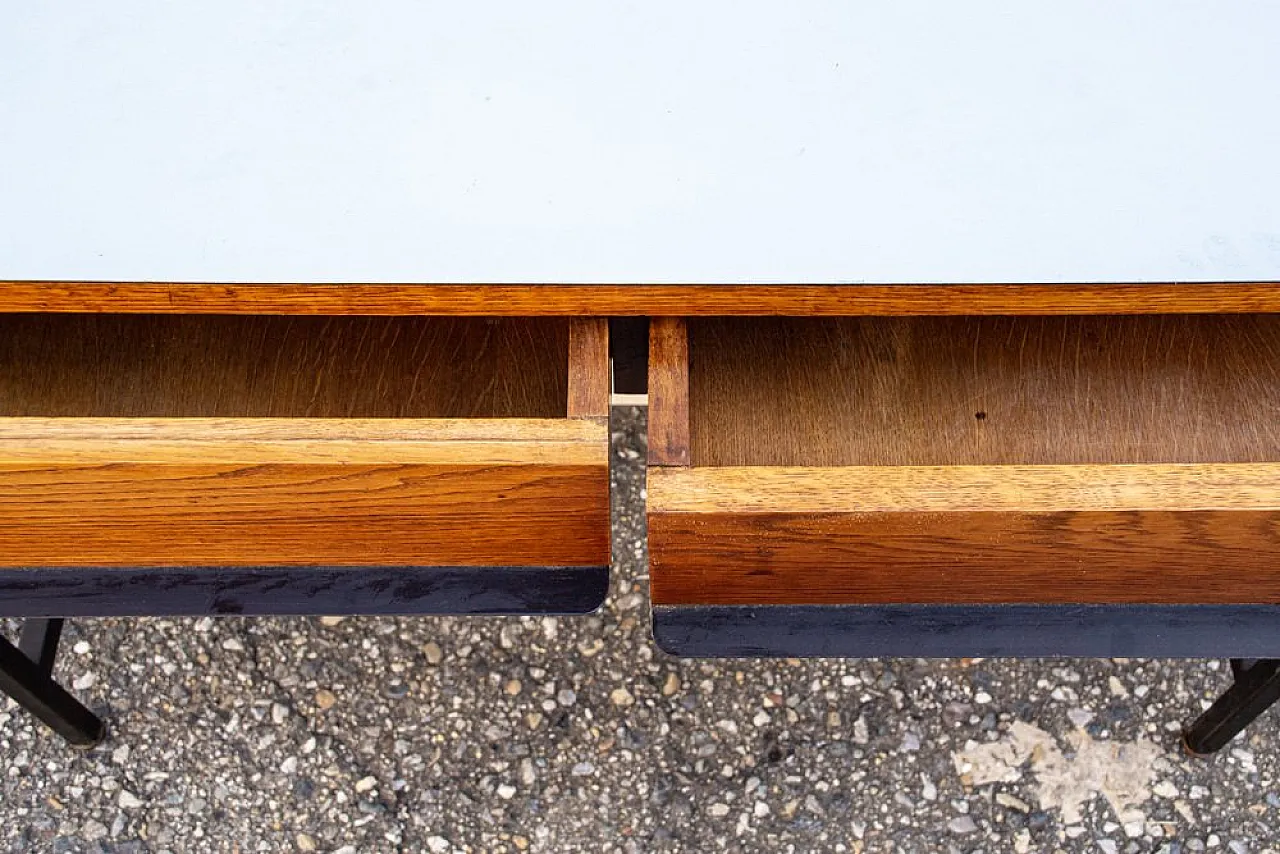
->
[0,620,105,747]
[1183,659,1280,756]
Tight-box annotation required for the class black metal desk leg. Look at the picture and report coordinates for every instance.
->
[1183,659,1280,756]
[0,619,105,747]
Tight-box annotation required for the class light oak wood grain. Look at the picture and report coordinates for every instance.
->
[649,507,1280,605]
[0,417,609,567]
[0,418,604,465]
[649,466,1280,605]
[2,282,1279,316]
[0,462,608,568]
[688,315,1280,467]
[648,465,1280,513]
[647,318,690,466]
[567,318,610,418]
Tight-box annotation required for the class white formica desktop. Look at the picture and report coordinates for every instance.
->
[3,1,1280,284]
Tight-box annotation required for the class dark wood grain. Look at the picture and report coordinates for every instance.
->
[647,318,690,466]
[0,314,569,418]
[689,315,1280,466]
[652,604,1280,658]
[649,507,1280,605]
[2,282,1279,315]
[0,565,610,617]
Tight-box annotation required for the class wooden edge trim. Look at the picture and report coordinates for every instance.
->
[647,317,690,466]
[4,283,1280,315]
[647,464,1280,513]
[567,317,610,418]
[0,565,610,617]
[0,417,607,466]
[650,604,1280,659]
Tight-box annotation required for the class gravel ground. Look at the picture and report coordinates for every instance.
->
[3,407,1279,853]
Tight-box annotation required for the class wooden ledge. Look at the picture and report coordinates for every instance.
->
[2,282,1280,315]
[648,464,1280,514]
[0,418,607,466]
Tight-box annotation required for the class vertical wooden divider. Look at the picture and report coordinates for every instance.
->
[648,317,690,466]
[567,318,611,419]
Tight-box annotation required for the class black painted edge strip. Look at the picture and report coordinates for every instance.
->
[652,604,1280,659]
[0,565,610,618]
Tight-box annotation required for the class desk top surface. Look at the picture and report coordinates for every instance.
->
[3,2,1280,286]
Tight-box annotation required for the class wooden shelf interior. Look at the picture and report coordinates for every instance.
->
[0,314,572,419]
[685,315,1280,467]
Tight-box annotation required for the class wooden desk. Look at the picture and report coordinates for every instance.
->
[3,2,1279,750]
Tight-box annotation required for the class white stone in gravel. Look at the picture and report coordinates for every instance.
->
[708,803,730,817]
[271,703,289,725]
[520,759,536,786]
[1098,839,1119,854]
[1189,785,1210,799]
[279,757,298,774]
[112,744,130,764]
[557,688,577,706]
[610,687,635,707]
[974,691,992,705]
[296,833,317,851]
[1067,708,1095,728]
[497,784,517,800]
[72,672,96,690]
[900,731,921,752]
[852,715,869,745]
[753,802,769,817]
[355,776,378,793]
[1109,676,1128,697]
[753,711,770,727]
[426,837,450,853]
[1123,820,1145,838]
[319,616,345,626]
[1230,749,1257,772]
[423,642,443,665]
[1153,781,1178,799]
[996,792,1031,813]
[221,638,244,651]
[118,790,143,809]
[571,762,595,776]
[73,641,90,655]
[920,776,937,801]
[948,816,977,834]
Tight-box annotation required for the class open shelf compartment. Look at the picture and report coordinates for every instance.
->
[0,314,611,616]
[647,315,1280,657]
